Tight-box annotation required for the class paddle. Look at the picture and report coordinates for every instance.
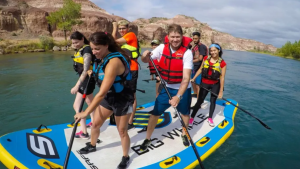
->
[136,88,146,93]
[149,56,205,169]
[191,81,271,130]
[64,76,92,169]
[142,79,155,83]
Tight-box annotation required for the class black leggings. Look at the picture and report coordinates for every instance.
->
[191,82,220,119]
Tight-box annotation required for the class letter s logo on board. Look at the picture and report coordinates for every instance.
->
[26,133,59,159]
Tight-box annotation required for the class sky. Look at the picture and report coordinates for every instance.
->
[90,0,300,47]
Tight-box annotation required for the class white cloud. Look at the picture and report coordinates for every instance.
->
[91,0,300,47]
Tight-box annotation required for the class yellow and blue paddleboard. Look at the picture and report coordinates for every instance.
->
[0,98,238,169]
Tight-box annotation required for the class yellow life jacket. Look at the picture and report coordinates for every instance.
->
[121,44,139,59]
[73,45,93,74]
[202,56,223,80]
[121,43,140,71]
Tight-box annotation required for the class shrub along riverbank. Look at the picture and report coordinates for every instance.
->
[248,40,300,60]
[276,40,300,59]
[0,36,72,55]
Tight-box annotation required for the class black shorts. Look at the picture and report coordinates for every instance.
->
[100,92,134,116]
[128,70,138,93]
[78,75,95,95]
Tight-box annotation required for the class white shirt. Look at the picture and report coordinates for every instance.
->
[151,44,193,89]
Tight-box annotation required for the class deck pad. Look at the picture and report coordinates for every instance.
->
[0,98,238,169]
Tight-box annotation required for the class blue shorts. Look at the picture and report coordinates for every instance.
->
[191,70,201,85]
[151,88,191,116]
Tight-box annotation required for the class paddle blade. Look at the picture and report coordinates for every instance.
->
[235,106,272,130]
[255,116,272,130]
[136,89,146,93]
[142,79,151,83]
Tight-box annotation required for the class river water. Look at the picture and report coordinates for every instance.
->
[0,49,299,169]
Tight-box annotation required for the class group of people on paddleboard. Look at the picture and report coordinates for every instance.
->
[70,20,227,169]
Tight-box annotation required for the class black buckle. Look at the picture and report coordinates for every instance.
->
[43,161,61,169]
[164,156,178,165]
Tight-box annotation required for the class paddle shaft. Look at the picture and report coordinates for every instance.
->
[192,82,271,130]
[64,76,91,169]
[142,79,156,83]
[149,57,205,169]
[136,88,146,93]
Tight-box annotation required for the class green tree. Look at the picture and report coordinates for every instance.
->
[46,0,82,41]
[276,40,300,59]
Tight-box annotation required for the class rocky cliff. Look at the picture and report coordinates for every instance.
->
[0,0,137,40]
[0,0,276,52]
[134,15,277,52]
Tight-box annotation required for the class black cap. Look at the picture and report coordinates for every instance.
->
[192,32,201,36]
[151,39,160,45]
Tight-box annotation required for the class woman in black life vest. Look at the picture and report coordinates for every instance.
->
[70,31,96,139]
[190,43,227,127]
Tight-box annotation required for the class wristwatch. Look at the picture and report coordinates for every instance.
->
[176,94,183,100]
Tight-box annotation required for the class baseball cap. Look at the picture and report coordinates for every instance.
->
[151,39,160,45]
[118,20,129,26]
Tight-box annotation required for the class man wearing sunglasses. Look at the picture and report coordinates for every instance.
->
[112,20,140,130]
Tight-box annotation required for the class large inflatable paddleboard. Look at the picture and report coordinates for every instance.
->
[0,98,238,169]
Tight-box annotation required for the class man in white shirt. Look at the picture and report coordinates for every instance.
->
[140,24,193,150]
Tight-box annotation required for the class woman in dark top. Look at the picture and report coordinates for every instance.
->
[70,31,96,139]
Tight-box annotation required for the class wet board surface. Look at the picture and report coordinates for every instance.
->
[0,98,238,169]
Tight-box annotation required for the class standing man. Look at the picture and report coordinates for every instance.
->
[140,24,193,149]
[112,20,140,130]
[190,32,207,99]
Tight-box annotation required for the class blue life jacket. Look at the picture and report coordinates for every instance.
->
[93,52,132,93]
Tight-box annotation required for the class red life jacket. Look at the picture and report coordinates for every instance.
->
[148,59,159,75]
[159,36,192,84]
